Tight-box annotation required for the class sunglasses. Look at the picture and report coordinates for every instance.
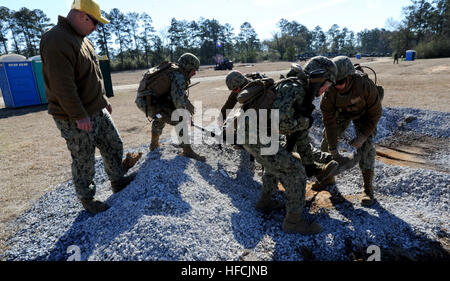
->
[86,14,99,26]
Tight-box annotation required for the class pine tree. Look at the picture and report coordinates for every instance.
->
[139,12,155,67]
[237,22,260,63]
[0,6,10,54]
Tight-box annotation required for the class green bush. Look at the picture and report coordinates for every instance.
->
[283,46,296,61]
[110,57,149,72]
[415,37,450,59]
[267,50,281,62]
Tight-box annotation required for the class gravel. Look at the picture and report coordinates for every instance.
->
[1,106,449,261]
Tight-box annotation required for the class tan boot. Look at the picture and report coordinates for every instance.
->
[150,132,160,151]
[311,176,336,191]
[282,212,322,235]
[315,160,339,182]
[182,144,206,162]
[80,198,110,214]
[122,152,143,173]
[255,192,284,214]
[361,170,375,206]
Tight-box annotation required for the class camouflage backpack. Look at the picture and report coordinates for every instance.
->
[135,61,181,118]
[221,77,277,143]
[237,77,277,110]
[137,61,179,98]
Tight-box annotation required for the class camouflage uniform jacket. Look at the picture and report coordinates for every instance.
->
[272,78,312,135]
[167,70,193,112]
[320,72,382,151]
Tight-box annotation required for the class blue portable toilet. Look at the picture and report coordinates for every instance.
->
[356,53,361,59]
[405,50,416,61]
[30,55,47,104]
[0,54,41,108]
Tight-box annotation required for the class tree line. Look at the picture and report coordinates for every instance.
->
[0,0,449,71]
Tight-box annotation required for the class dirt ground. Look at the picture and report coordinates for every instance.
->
[1,57,450,252]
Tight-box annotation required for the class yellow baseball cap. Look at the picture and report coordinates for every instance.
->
[71,0,109,24]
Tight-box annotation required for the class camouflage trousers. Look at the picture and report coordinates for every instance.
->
[135,94,179,137]
[54,109,125,200]
[292,129,332,165]
[320,117,377,170]
[243,138,307,214]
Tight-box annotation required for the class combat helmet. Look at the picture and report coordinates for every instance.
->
[226,70,248,91]
[304,56,338,84]
[286,63,303,78]
[178,53,200,72]
[332,56,355,81]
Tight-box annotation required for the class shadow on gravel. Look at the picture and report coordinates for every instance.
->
[312,185,449,261]
[266,183,450,261]
[36,150,194,261]
[198,147,449,261]
[195,149,266,254]
[31,145,449,261]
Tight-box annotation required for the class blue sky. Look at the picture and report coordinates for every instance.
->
[3,0,412,40]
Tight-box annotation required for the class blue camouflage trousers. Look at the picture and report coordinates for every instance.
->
[243,138,307,214]
[54,109,125,200]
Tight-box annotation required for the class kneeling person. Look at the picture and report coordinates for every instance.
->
[234,56,339,234]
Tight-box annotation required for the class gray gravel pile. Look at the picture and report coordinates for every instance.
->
[2,106,449,261]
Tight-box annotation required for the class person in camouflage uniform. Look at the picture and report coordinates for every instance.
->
[221,71,266,122]
[316,56,383,206]
[282,63,304,79]
[239,56,339,235]
[40,1,134,214]
[220,71,267,164]
[135,53,205,161]
[283,62,334,166]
